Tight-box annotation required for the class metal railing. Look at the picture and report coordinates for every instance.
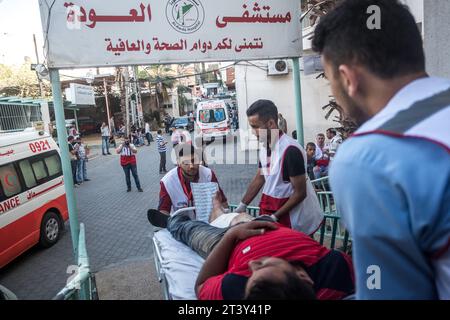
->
[229,177,352,254]
[0,103,42,132]
[53,223,98,300]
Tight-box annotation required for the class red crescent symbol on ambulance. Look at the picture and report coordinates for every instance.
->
[4,173,16,187]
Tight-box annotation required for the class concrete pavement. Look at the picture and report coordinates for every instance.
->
[0,135,259,299]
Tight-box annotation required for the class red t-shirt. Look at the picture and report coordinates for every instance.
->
[158,168,227,212]
[198,225,354,300]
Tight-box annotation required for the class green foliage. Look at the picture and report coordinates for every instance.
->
[0,62,49,98]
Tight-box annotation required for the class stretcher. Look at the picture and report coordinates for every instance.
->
[151,205,258,300]
[151,178,351,300]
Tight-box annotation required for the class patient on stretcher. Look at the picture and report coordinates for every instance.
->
[149,193,355,300]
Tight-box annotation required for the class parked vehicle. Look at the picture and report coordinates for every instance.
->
[195,100,231,139]
[170,117,194,133]
[0,129,68,268]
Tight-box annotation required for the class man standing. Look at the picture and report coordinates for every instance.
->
[116,136,143,192]
[145,120,152,146]
[278,113,288,134]
[74,136,90,184]
[313,0,450,299]
[109,116,116,135]
[68,136,78,186]
[158,144,228,216]
[324,128,342,161]
[101,122,111,155]
[235,100,323,235]
[156,129,168,174]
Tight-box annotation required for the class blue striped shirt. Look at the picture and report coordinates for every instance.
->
[156,135,167,152]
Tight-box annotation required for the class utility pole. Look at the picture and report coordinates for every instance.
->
[133,66,143,127]
[123,67,131,136]
[103,77,111,127]
[33,34,44,97]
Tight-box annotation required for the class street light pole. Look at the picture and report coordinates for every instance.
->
[33,34,44,98]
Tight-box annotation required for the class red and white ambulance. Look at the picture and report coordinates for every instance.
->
[0,129,68,268]
[195,100,231,139]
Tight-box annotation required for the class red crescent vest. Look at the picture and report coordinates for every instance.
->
[259,134,324,235]
[161,166,213,213]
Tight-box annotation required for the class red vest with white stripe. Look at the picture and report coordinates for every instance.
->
[120,145,137,166]
[161,166,213,214]
[259,134,324,235]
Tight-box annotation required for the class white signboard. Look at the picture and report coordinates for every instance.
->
[39,0,302,68]
[65,83,95,105]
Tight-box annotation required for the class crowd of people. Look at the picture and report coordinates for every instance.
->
[305,129,343,182]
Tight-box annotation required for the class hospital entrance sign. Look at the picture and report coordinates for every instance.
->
[38,0,302,68]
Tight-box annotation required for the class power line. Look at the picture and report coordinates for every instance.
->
[57,60,266,86]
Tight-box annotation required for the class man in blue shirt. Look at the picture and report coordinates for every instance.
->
[312,0,450,299]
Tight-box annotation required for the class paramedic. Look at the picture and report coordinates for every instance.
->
[313,0,450,299]
[158,144,228,216]
[235,100,323,235]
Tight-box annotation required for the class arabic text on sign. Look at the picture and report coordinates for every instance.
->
[64,2,152,29]
[216,3,292,28]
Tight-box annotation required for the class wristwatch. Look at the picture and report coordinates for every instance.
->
[270,214,278,222]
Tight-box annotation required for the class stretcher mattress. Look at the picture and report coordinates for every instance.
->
[153,229,204,300]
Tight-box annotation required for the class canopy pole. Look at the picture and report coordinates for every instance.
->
[292,57,304,146]
[50,69,79,260]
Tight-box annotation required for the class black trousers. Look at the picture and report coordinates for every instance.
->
[159,152,166,172]
[122,164,141,189]
[70,159,77,184]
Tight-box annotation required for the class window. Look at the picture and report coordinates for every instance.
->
[0,151,62,201]
[45,154,62,176]
[32,160,48,181]
[199,108,226,123]
[0,164,22,198]
[19,160,37,188]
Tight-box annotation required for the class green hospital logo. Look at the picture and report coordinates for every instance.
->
[166,0,205,34]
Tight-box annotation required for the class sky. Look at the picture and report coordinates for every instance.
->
[0,0,44,66]
[0,0,110,78]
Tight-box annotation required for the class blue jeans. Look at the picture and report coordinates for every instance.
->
[76,159,87,182]
[313,165,328,180]
[122,164,141,189]
[168,213,229,259]
[167,214,273,259]
[102,136,110,154]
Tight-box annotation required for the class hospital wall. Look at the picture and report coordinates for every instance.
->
[235,61,334,149]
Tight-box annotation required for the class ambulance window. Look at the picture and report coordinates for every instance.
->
[0,164,23,198]
[19,160,37,188]
[44,154,62,176]
[31,160,48,181]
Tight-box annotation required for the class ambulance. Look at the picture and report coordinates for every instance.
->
[195,100,231,139]
[0,129,68,268]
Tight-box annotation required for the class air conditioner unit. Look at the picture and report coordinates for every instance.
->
[267,60,289,76]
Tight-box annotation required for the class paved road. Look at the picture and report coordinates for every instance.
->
[0,136,259,299]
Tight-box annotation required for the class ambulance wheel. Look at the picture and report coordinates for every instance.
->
[39,211,62,248]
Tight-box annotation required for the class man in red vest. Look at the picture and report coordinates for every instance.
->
[116,136,143,192]
[158,144,228,217]
[235,100,323,235]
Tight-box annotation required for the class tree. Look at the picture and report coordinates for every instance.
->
[140,65,176,112]
[177,85,192,116]
[0,62,50,98]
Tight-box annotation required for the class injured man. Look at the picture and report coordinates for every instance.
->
[148,194,355,300]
